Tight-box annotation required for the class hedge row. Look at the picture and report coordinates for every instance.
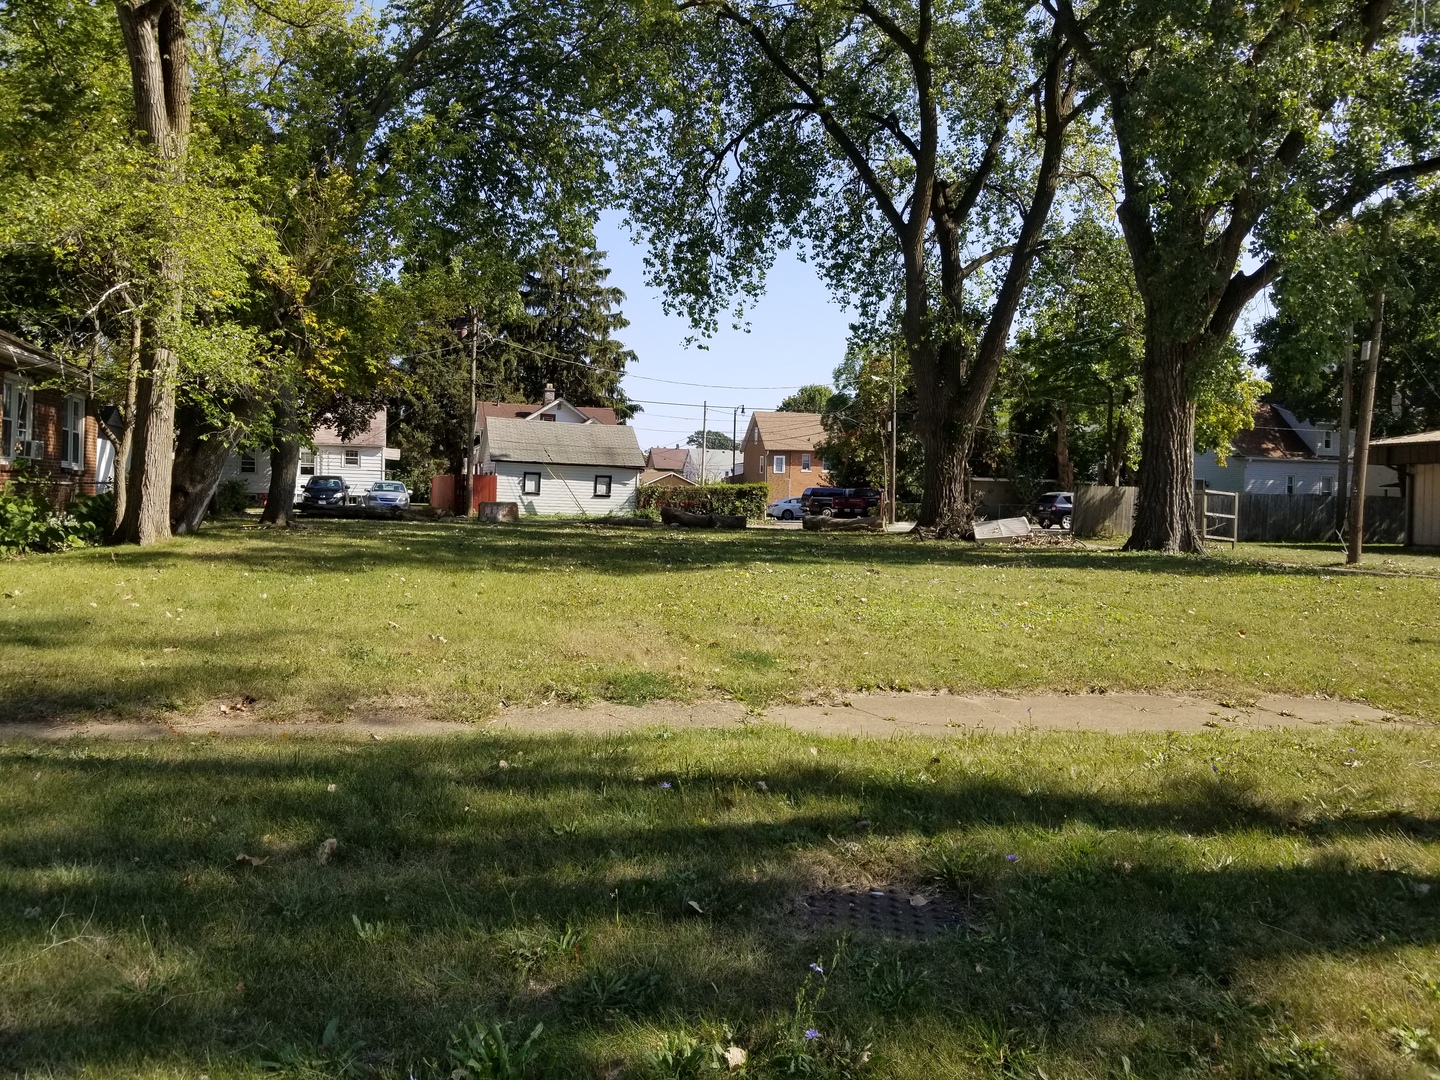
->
[638,483,770,518]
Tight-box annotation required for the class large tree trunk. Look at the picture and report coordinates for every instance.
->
[1125,337,1204,553]
[115,317,180,544]
[910,36,1073,536]
[111,0,189,546]
[914,378,975,535]
[260,438,302,525]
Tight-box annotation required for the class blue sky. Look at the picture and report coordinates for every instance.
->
[594,210,853,452]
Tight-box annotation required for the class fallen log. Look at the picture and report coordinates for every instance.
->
[802,514,884,532]
[660,507,749,529]
[661,506,716,528]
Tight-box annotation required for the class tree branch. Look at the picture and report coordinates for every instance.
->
[686,0,907,236]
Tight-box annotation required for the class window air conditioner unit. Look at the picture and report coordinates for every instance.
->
[20,440,45,460]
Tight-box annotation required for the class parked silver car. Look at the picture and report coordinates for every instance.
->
[365,480,410,510]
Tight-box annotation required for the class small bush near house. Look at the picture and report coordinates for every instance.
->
[0,476,109,555]
[213,478,252,515]
[639,482,769,518]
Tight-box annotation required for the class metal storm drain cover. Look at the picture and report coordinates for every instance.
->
[799,889,969,939]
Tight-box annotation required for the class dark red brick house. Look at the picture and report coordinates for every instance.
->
[1,328,102,505]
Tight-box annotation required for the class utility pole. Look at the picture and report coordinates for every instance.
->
[731,405,744,479]
[701,400,708,482]
[1348,296,1384,565]
[889,345,897,526]
[1335,329,1354,535]
[463,308,479,517]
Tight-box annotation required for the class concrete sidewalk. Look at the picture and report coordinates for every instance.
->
[0,690,1413,740]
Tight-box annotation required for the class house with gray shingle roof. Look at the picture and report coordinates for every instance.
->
[479,415,645,514]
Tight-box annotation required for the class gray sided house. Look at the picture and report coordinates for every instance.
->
[1194,402,1397,497]
[480,416,645,515]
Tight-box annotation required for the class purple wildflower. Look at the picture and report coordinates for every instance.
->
[809,962,824,975]
[1005,854,1019,862]
[1212,764,1219,772]
[804,1028,820,1041]
[661,781,672,789]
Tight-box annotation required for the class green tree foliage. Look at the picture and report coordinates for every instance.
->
[499,242,638,411]
[620,0,1085,534]
[1007,218,1143,486]
[1048,0,1440,551]
[1258,193,1440,437]
[686,430,736,450]
[1007,217,1267,485]
[2,0,632,535]
[0,0,284,538]
[820,340,920,498]
[777,385,835,414]
[386,240,639,495]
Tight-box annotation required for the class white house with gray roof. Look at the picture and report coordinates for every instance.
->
[479,415,645,515]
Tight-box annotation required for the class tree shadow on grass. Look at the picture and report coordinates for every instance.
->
[1,733,1436,1076]
[75,519,1346,581]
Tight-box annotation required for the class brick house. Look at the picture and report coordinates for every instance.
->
[1,329,101,506]
[734,411,831,500]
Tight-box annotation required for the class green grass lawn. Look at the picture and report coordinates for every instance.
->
[3,726,1439,1078]
[1211,541,1440,577]
[2,520,1438,724]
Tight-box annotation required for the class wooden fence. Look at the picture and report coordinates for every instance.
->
[1235,492,1403,544]
[1073,485,1137,538]
[1073,485,1405,543]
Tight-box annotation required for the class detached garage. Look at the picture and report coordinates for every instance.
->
[480,416,645,515]
[1370,430,1440,547]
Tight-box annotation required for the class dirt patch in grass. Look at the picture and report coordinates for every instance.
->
[0,688,1417,741]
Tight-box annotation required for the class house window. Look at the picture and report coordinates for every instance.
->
[594,474,612,497]
[773,454,786,474]
[240,454,256,473]
[2,376,34,460]
[752,427,758,444]
[344,448,359,467]
[522,472,541,495]
[1322,429,1333,450]
[821,459,831,473]
[299,449,316,476]
[541,414,557,421]
[1285,475,1296,495]
[1321,475,1333,495]
[801,453,811,472]
[61,395,85,470]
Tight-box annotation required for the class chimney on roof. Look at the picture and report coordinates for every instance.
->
[543,383,556,405]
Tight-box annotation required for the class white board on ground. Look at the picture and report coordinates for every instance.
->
[973,517,1032,541]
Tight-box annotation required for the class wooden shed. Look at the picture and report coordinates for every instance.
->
[1370,430,1440,547]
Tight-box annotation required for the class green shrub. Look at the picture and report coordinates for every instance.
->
[638,483,769,518]
[0,471,108,555]
[214,478,251,515]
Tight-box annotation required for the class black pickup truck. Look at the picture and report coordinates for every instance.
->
[803,486,881,517]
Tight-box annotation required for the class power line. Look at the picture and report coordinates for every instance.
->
[397,332,809,395]
[628,373,805,391]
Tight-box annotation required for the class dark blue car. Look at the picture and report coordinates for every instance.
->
[1036,491,1073,530]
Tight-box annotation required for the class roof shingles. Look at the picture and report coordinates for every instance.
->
[752,411,827,451]
[1231,403,1314,459]
[484,416,644,469]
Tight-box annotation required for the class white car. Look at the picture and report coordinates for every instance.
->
[766,496,806,520]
